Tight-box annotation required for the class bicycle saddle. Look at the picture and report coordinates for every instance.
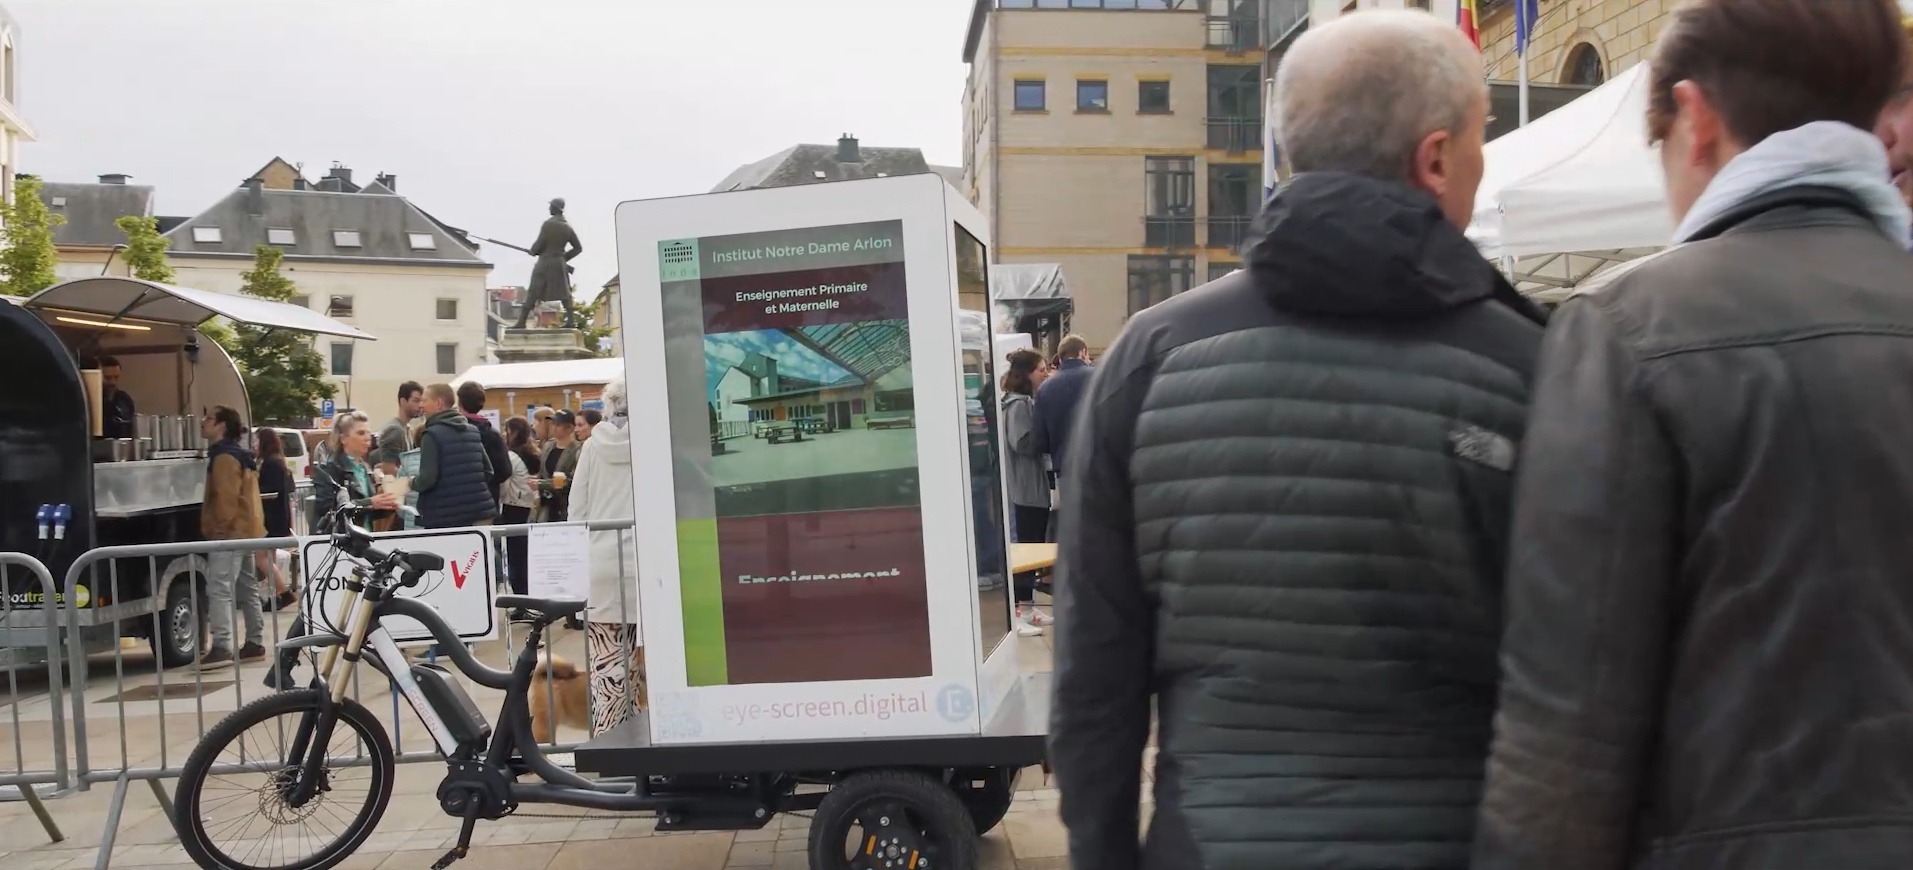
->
[497,595,588,620]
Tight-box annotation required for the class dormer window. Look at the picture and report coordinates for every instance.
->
[333,230,362,248]
[408,232,436,251]
[192,227,222,244]
[267,228,296,246]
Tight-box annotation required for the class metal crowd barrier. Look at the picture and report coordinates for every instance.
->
[0,551,69,846]
[0,518,640,870]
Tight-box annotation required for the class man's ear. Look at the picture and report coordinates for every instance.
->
[1671,80,1720,169]
[1408,128,1454,203]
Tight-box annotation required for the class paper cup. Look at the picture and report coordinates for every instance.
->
[382,476,411,498]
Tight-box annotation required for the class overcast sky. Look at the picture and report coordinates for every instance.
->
[10,0,975,293]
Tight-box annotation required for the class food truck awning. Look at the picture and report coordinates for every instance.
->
[24,277,376,340]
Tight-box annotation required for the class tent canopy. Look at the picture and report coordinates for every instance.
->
[1472,62,1672,261]
[26,277,374,340]
[453,357,623,391]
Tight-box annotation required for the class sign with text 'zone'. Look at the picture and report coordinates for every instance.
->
[302,528,497,644]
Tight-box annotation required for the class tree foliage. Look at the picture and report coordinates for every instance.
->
[229,245,334,424]
[572,292,617,358]
[0,175,64,297]
[114,214,175,283]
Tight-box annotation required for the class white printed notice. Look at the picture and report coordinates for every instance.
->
[527,523,591,603]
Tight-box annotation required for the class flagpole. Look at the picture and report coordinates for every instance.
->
[1518,44,1530,126]
[1516,1,1531,127]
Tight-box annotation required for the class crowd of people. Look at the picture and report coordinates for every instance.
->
[999,334,1094,635]
[1049,2,1913,869]
[180,372,644,734]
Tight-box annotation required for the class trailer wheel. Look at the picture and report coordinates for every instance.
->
[952,766,1017,835]
[810,769,977,870]
[154,578,205,669]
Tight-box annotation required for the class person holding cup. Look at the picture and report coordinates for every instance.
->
[268,411,399,688]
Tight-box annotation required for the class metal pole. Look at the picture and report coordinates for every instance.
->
[1518,39,1530,126]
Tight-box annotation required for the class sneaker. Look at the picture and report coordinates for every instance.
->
[1014,610,1044,637]
[1022,607,1055,628]
[239,642,269,662]
[197,647,234,669]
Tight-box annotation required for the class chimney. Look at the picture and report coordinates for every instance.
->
[325,162,352,186]
[98,173,131,185]
[374,172,396,192]
[244,177,266,216]
[293,177,307,191]
[836,133,860,163]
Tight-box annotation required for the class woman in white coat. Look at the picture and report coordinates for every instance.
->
[565,375,644,734]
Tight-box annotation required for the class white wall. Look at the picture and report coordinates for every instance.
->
[169,257,491,419]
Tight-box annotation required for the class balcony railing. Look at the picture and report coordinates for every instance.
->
[1207,116,1262,154]
[1144,216,1197,248]
[1205,16,1262,54]
[1207,215,1254,251]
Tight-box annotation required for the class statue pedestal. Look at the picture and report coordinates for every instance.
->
[497,328,596,364]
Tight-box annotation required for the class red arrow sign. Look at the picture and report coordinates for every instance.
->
[447,551,481,590]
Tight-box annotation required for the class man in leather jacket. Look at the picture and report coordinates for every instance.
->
[1475,3,1913,868]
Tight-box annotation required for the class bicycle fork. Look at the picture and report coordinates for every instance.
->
[289,582,376,807]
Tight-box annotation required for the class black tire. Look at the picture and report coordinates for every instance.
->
[953,767,1017,835]
[809,769,978,870]
[175,690,394,870]
[153,578,204,669]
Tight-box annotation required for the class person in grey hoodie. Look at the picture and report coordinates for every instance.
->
[1475,3,1913,867]
[999,348,1053,635]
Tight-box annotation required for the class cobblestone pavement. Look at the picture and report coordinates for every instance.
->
[0,603,1120,869]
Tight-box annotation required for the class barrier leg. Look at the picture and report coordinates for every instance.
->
[93,774,129,870]
[145,778,177,831]
[19,783,65,843]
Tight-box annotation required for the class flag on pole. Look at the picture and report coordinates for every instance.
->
[1514,0,1539,56]
[1457,0,1480,50]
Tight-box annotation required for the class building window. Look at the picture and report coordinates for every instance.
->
[327,295,355,318]
[436,343,458,375]
[191,226,223,244]
[267,228,296,246]
[290,294,311,309]
[332,230,362,248]
[49,196,66,208]
[1208,261,1240,283]
[1076,79,1109,112]
[329,343,353,377]
[1207,163,1262,251]
[1138,80,1171,114]
[1013,79,1046,112]
[436,298,458,320]
[1143,156,1196,247]
[408,232,437,251]
[1565,43,1606,86]
[1127,255,1195,315]
[1207,64,1262,152]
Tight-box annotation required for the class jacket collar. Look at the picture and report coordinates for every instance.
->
[1246,172,1546,325]
[1057,358,1089,371]
[1682,185,1890,243]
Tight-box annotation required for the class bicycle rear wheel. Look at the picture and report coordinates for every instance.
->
[174,689,395,870]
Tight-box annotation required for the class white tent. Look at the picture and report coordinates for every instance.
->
[1472,62,1671,299]
[452,357,623,391]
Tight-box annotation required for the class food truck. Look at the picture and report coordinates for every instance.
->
[0,277,370,667]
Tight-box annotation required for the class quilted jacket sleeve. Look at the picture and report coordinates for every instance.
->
[1050,334,1157,870]
[1473,297,1681,870]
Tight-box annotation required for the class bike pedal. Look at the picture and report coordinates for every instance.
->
[430,846,467,870]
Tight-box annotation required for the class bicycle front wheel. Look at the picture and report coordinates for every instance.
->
[174,689,395,870]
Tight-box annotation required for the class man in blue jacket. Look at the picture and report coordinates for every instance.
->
[1032,334,1093,487]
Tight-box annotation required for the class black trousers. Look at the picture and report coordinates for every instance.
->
[500,505,533,596]
[1012,504,1051,604]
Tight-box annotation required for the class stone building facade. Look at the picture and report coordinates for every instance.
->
[1478,0,1673,87]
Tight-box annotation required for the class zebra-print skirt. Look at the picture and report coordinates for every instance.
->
[585,621,646,735]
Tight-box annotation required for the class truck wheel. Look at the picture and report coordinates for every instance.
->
[953,766,1017,835]
[154,579,204,669]
[809,769,976,870]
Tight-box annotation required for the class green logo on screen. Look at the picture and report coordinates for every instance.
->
[659,239,700,282]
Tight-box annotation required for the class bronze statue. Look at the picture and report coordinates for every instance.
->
[513,198,584,329]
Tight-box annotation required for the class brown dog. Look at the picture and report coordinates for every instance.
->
[527,656,590,745]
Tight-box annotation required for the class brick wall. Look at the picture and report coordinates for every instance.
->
[1479,0,1673,85]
